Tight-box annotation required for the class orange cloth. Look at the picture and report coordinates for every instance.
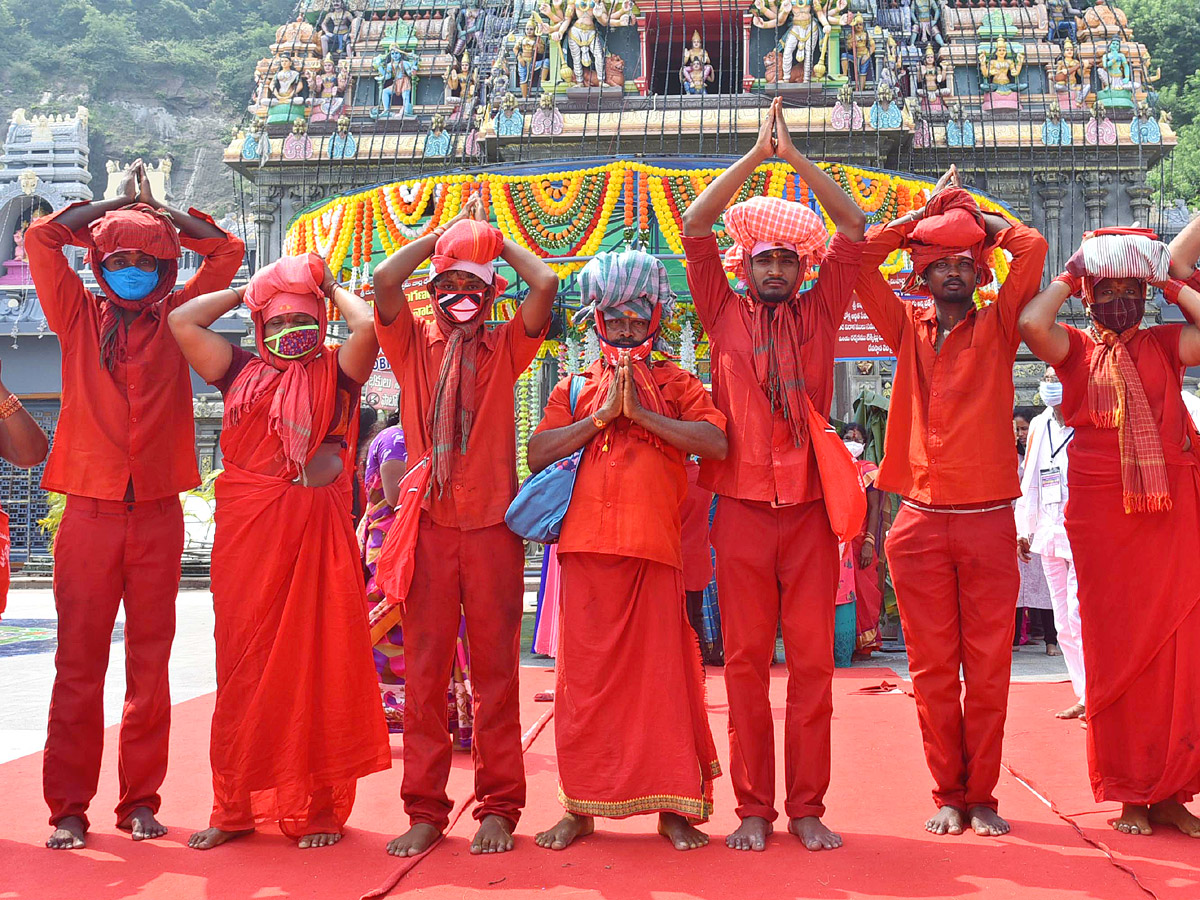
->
[208,346,390,837]
[1056,323,1200,804]
[680,460,714,593]
[682,231,864,504]
[24,204,244,501]
[556,552,720,821]
[887,503,1019,812]
[376,307,545,529]
[854,220,1048,505]
[534,360,727,571]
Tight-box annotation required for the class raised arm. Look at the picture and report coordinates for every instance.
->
[1168,213,1200,280]
[136,167,226,242]
[505,238,558,337]
[681,100,777,237]
[325,261,379,383]
[167,287,243,383]
[0,363,48,469]
[1017,279,1072,366]
[1167,280,1200,367]
[774,107,866,241]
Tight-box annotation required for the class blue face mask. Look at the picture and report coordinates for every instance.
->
[104,266,160,301]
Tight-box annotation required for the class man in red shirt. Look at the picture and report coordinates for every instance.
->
[372,196,557,857]
[681,99,866,852]
[25,161,244,850]
[527,249,727,852]
[854,167,1048,837]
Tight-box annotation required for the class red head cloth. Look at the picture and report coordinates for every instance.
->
[906,187,994,291]
[227,253,330,473]
[722,196,829,286]
[425,218,510,497]
[85,203,182,369]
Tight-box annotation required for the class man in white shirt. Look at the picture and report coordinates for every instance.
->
[1015,367,1086,719]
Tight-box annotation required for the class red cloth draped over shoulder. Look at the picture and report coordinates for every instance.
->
[1056,323,1200,804]
[209,345,391,836]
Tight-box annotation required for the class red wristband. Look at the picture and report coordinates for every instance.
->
[1053,272,1082,296]
[1161,278,1186,305]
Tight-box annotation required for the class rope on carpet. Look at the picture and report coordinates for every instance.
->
[361,707,556,900]
[1003,763,1161,900]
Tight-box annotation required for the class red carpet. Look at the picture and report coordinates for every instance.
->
[2,666,1195,900]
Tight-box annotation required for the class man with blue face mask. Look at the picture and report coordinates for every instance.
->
[25,160,243,851]
[1015,367,1085,720]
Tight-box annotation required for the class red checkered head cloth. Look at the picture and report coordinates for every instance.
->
[722,196,829,286]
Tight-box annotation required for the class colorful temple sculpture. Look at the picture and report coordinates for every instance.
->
[224,0,1178,436]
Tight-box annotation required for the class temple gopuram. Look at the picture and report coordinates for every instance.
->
[219,0,1176,465]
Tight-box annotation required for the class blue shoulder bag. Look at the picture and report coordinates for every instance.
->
[505,374,586,544]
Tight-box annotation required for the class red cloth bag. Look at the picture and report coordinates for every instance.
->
[803,395,867,543]
[369,452,432,642]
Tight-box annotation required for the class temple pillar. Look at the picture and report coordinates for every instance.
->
[250,187,282,269]
[742,14,755,92]
[1123,172,1154,228]
[1036,172,1068,274]
[1082,172,1111,232]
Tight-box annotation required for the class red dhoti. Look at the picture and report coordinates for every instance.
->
[555,552,719,821]
[43,495,183,829]
[886,503,1019,812]
[711,496,838,821]
[401,515,526,830]
[1067,464,1200,805]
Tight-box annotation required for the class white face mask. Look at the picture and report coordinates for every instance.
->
[1039,381,1063,408]
[843,439,865,459]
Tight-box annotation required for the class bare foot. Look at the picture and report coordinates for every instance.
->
[658,812,709,851]
[1055,702,1086,720]
[188,826,254,850]
[925,806,964,836]
[118,806,167,842]
[969,806,1011,837]
[386,823,441,857]
[470,814,515,855]
[1149,800,1200,837]
[1046,643,1061,657]
[1109,803,1152,836]
[788,816,843,851]
[725,815,772,851]
[535,813,594,850]
[298,832,342,849]
[46,816,87,850]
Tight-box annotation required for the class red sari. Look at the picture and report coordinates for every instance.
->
[208,346,391,836]
[1057,324,1200,805]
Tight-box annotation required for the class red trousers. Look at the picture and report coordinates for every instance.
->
[43,496,184,829]
[711,497,838,822]
[887,503,1018,812]
[401,515,526,831]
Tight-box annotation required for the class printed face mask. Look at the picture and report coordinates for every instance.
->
[264,323,321,359]
[104,266,159,301]
[1039,381,1063,408]
[843,439,865,459]
[436,289,487,323]
[1089,296,1145,333]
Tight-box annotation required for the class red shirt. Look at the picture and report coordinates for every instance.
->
[535,360,726,570]
[682,231,863,504]
[25,205,244,501]
[376,306,545,530]
[854,220,1048,505]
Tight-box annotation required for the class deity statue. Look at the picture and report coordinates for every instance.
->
[908,0,943,49]
[283,117,314,160]
[495,92,525,137]
[11,218,29,262]
[752,0,818,84]
[978,37,1026,94]
[842,14,875,91]
[869,81,902,128]
[1041,104,1072,146]
[608,0,639,27]
[560,0,610,87]
[916,44,951,104]
[425,114,452,156]
[905,97,934,147]
[445,55,468,103]
[814,0,850,80]
[681,58,714,94]
[373,43,419,117]
[1045,0,1080,45]
[1130,100,1162,146]
[308,54,350,122]
[1097,39,1133,92]
[454,0,485,57]
[321,0,361,58]
[530,90,565,135]
[1085,101,1117,145]
[945,101,974,148]
[329,115,358,159]
[832,82,865,129]
[1049,39,1086,108]
[515,16,549,97]
[269,55,305,104]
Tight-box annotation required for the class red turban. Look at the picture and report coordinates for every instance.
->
[906,188,994,290]
[429,219,509,294]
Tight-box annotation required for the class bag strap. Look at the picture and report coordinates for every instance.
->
[569,373,585,415]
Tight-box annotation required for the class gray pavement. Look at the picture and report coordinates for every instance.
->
[0,585,1070,765]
